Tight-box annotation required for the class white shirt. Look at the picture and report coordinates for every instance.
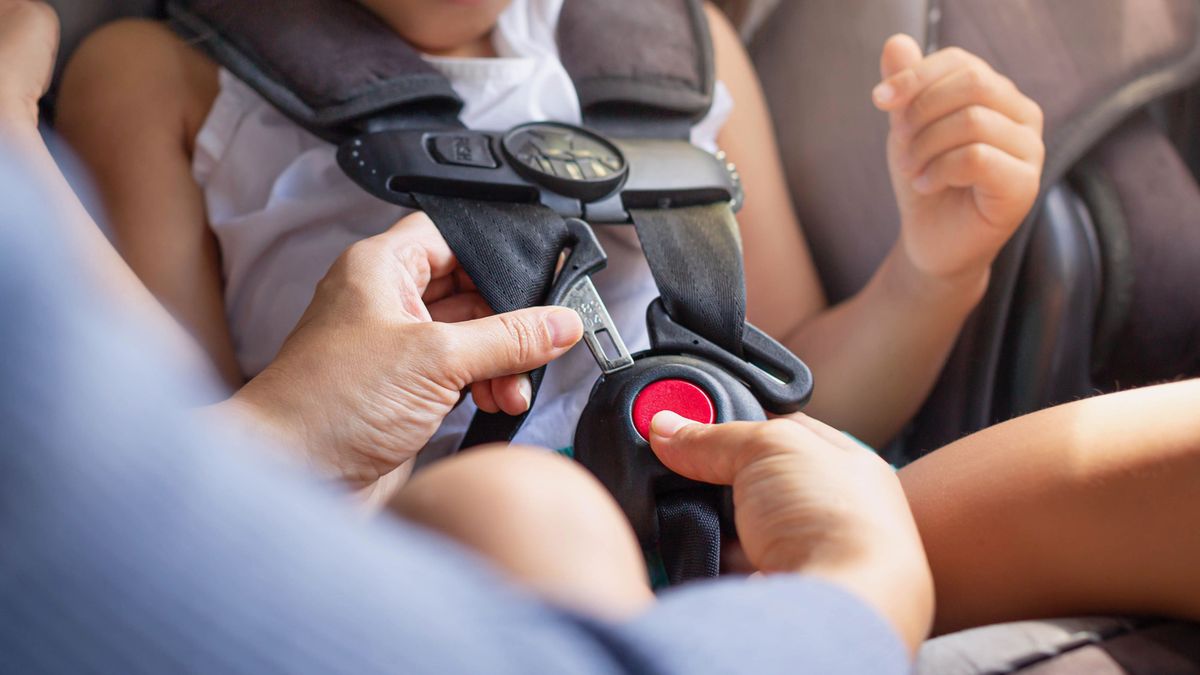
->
[193,0,733,453]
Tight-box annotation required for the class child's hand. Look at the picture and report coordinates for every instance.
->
[873,35,1044,286]
[0,0,58,129]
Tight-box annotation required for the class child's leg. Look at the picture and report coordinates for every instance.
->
[899,379,1200,634]
[391,446,654,618]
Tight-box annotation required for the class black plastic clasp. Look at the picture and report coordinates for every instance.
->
[337,123,739,224]
[646,299,814,414]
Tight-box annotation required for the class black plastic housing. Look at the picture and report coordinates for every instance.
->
[573,354,766,548]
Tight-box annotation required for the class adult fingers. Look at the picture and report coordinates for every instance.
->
[438,306,582,385]
[428,291,490,323]
[491,373,534,416]
[648,414,805,486]
[359,212,457,290]
[471,381,500,414]
[898,105,1043,177]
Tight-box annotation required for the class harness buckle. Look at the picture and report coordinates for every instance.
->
[547,219,634,375]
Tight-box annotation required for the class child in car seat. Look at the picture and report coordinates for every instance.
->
[54,0,1200,635]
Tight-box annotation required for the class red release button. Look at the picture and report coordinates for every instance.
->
[631,379,716,441]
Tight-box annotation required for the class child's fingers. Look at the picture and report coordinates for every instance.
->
[471,381,501,414]
[879,34,924,82]
[875,45,981,111]
[899,105,1043,177]
[912,142,1039,199]
[898,65,1042,138]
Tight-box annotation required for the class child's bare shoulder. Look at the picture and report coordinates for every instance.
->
[57,19,218,153]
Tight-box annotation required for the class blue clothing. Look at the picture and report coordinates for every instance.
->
[0,144,909,675]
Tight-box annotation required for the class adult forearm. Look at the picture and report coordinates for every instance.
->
[0,112,216,386]
[785,244,987,446]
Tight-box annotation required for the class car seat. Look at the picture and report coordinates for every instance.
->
[39,0,1200,672]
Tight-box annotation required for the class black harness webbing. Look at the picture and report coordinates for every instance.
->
[413,196,569,315]
[634,203,745,583]
[658,489,724,585]
[630,205,746,358]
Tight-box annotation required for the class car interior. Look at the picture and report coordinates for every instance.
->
[40,0,1200,672]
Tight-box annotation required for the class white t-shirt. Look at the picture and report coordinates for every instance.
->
[193,0,733,453]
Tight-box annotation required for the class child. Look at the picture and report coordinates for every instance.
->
[56,0,1044,452]
[54,0,1199,636]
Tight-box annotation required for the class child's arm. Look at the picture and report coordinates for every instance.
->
[55,20,244,387]
[707,8,1044,445]
[899,378,1200,633]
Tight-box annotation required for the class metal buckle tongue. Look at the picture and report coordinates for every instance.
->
[548,219,635,375]
[562,277,634,374]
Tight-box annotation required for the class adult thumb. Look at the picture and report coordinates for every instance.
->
[648,413,769,487]
[441,306,583,383]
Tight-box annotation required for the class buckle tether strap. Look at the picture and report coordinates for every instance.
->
[630,204,746,358]
[633,202,745,584]
[658,488,723,584]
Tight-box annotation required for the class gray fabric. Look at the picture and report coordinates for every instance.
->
[167,0,464,140]
[0,145,909,674]
[1092,622,1200,675]
[916,617,1136,675]
[912,0,1200,452]
[1084,114,1200,387]
[749,0,930,303]
[558,0,713,120]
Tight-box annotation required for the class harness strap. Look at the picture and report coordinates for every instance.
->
[633,203,744,584]
[413,195,570,457]
[631,204,746,357]
[168,0,464,143]
[657,489,723,584]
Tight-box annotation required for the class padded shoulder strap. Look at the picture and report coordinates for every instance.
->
[558,0,715,139]
[167,0,464,143]
[168,0,715,142]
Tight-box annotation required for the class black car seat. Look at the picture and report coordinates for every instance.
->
[38,1,1200,672]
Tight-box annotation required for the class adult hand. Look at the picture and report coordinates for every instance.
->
[874,34,1045,288]
[648,412,934,655]
[231,212,583,491]
[0,0,58,130]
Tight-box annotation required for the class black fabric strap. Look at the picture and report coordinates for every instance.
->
[630,204,746,357]
[414,195,569,314]
[657,489,722,585]
[414,195,571,450]
[633,203,745,584]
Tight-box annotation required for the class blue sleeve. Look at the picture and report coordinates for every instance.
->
[0,145,909,675]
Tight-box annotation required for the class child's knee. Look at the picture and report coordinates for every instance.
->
[393,446,652,615]
[395,446,619,534]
